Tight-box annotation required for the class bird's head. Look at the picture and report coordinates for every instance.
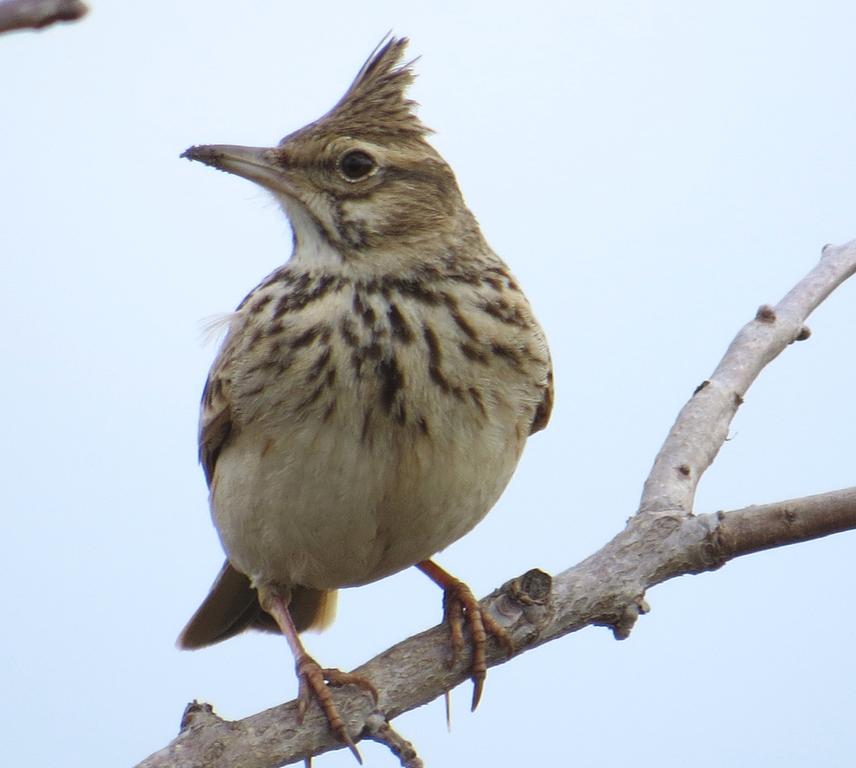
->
[183,37,475,271]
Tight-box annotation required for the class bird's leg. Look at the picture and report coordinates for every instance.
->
[263,593,378,763]
[416,560,514,710]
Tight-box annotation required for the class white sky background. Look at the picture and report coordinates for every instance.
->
[3,2,856,766]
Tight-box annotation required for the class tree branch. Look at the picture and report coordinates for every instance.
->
[135,240,856,767]
[0,0,87,34]
[641,241,856,515]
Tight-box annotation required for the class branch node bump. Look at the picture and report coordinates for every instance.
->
[794,326,811,342]
[612,595,649,640]
[179,700,221,732]
[490,568,554,645]
[755,304,776,323]
[693,380,710,396]
[509,568,552,605]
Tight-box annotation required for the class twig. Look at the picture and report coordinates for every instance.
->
[364,715,424,768]
[0,0,87,34]
[641,241,856,515]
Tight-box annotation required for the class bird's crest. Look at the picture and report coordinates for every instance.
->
[307,36,430,143]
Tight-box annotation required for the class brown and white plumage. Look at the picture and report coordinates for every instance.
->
[178,36,552,753]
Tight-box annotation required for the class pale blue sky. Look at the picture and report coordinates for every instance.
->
[3,2,856,766]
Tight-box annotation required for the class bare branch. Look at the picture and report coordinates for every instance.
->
[135,240,856,767]
[0,0,87,34]
[714,486,856,559]
[640,240,856,515]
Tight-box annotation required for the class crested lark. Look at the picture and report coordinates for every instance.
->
[178,37,553,757]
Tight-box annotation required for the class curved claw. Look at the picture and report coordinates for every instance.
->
[295,655,375,763]
[322,667,379,703]
[417,560,514,711]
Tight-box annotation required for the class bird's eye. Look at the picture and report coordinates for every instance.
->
[338,150,376,181]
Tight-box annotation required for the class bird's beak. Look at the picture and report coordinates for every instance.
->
[181,144,293,195]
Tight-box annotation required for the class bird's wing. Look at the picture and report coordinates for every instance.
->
[199,372,234,487]
[530,366,554,435]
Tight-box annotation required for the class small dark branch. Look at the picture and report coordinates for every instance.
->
[0,0,87,34]
[641,240,856,515]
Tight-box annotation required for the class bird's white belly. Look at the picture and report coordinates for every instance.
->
[210,400,523,592]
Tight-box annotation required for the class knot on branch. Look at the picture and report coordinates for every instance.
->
[488,568,554,647]
[793,326,811,342]
[180,700,223,732]
[612,595,650,640]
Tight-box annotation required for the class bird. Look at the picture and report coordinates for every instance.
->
[178,36,553,759]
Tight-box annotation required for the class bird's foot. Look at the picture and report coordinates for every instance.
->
[295,653,379,763]
[417,560,514,710]
[441,577,514,709]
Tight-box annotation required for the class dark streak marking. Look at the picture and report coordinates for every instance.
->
[246,356,289,377]
[423,325,441,362]
[441,293,479,339]
[353,292,377,326]
[290,324,322,349]
[322,400,337,422]
[351,351,365,379]
[469,387,487,417]
[387,303,414,343]
[296,382,325,412]
[451,310,478,339]
[339,318,359,348]
[491,341,523,369]
[306,346,331,382]
[377,356,404,413]
[482,297,527,327]
[429,364,451,391]
[249,294,273,314]
[271,273,339,320]
[395,400,407,425]
[460,342,488,364]
[423,325,463,398]
[360,408,373,443]
[382,278,440,305]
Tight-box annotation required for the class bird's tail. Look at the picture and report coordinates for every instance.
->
[177,560,337,649]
